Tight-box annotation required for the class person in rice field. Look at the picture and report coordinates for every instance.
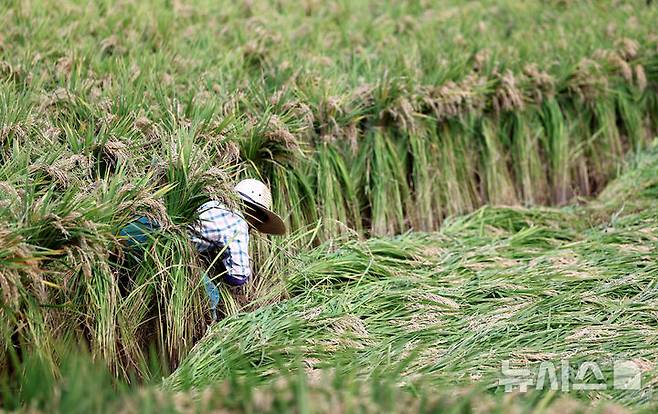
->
[120,178,286,321]
[190,179,286,321]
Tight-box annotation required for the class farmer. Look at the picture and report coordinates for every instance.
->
[119,178,286,321]
[190,178,286,321]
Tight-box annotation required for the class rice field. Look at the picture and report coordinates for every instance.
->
[5,142,658,412]
[162,145,658,404]
[1,0,658,412]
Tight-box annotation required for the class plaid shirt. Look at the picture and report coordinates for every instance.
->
[190,201,251,286]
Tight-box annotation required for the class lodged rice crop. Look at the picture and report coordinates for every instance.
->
[1,0,658,395]
[7,342,657,414]
[5,141,658,412]
[164,144,658,410]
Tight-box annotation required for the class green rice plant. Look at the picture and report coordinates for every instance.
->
[616,86,646,153]
[270,163,318,240]
[107,217,205,374]
[506,112,549,205]
[433,122,480,218]
[246,223,323,309]
[314,141,362,237]
[6,186,118,370]
[142,232,207,367]
[540,99,571,205]
[591,99,624,190]
[160,124,239,224]
[479,118,518,205]
[0,230,50,373]
[561,105,593,198]
[359,129,411,236]
[0,82,33,160]
[407,129,435,231]
[283,234,429,295]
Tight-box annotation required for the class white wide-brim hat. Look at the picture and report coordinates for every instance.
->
[235,178,286,235]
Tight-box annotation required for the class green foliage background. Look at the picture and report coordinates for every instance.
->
[1,0,658,411]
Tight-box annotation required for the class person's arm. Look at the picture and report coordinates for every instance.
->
[189,201,222,252]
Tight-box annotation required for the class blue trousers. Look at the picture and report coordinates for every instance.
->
[203,274,220,322]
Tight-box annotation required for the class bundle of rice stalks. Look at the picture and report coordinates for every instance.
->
[0,226,43,334]
[419,74,489,121]
[540,99,571,205]
[313,141,362,238]
[478,118,518,205]
[238,111,312,225]
[505,112,549,205]
[0,84,33,158]
[0,138,233,375]
[491,70,525,113]
[357,129,411,236]
[239,113,303,171]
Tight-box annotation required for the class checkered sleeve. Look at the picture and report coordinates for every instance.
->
[191,201,252,286]
[219,216,251,286]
